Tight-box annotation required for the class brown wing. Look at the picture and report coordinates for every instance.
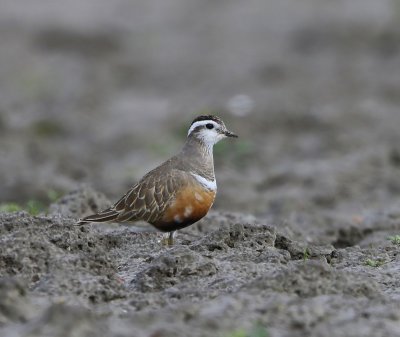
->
[77,168,188,225]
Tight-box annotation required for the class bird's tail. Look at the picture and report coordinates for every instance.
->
[76,208,118,226]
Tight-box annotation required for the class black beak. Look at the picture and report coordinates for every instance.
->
[224,130,238,138]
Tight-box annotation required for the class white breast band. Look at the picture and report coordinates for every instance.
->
[191,173,217,191]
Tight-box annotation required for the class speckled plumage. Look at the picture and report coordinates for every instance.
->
[77,115,237,235]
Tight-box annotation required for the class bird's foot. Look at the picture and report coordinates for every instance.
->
[159,231,176,246]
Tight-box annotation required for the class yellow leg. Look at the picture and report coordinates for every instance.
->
[160,231,176,246]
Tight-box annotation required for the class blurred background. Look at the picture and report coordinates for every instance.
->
[1,0,400,233]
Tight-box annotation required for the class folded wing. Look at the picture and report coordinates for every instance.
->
[77,169,188,226]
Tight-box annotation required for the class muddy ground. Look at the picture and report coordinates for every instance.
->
[1,0,400,336]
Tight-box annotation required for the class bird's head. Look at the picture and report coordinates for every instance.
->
[187,115,238,148]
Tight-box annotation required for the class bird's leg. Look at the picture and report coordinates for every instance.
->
[168,231,175,245]
[160,231,176,246]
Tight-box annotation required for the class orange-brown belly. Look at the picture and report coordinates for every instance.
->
[154,185,216,231]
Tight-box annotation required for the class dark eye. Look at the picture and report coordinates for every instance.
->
[206,123,214,129]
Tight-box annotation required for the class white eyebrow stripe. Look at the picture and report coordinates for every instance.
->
[191,173,217,191]
[187,120,218,136]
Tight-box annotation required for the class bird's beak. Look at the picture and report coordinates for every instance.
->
[224,130,238,138]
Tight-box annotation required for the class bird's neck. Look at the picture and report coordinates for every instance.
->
[180,136,215,180]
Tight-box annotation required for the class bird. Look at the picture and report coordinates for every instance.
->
[77,115,238,245]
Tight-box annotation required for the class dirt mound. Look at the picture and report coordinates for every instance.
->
[0,188,399,336]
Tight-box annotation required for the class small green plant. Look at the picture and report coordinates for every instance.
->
[0,189,62,215]
[46,189,61,202]
[388,235,400,245]
[223,329,247,337]
[365,258,386,268]
[0,198,50,215]
[26,200,46,215]
[248,324,268,337]
[223,324,268,337]
[32,119,66,138]
[303,247,311,261]
[0,203,23,213]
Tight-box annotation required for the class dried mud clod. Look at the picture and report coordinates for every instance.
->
[133,247,217,292]
[247,260,384,299]
[0,212,125,304]
[49,185,111,219]
[1,190,399,337]
[190,223,276,252]
[0,278,32,326]
[19,303,105,337]
[274,234,335,261]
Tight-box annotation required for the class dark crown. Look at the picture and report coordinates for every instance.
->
[190,115,223,126]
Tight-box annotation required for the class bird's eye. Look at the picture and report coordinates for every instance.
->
[206,123,214,129]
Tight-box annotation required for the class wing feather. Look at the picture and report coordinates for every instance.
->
[77,168,190,226]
